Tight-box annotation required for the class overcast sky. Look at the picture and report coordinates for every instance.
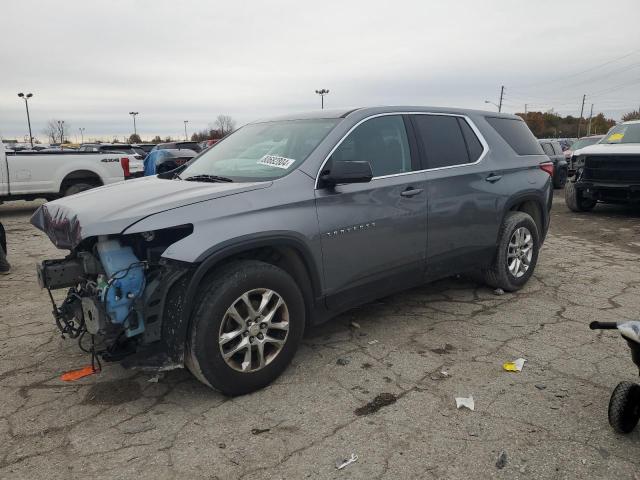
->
[1,0,639,142]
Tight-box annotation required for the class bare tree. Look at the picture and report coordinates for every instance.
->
[43,119,70,144]
[214,115,236,136]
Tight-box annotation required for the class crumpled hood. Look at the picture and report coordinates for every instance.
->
[574,143,640,156]
[31,176,270,250]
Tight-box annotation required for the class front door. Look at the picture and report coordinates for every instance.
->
[314,115,428,311]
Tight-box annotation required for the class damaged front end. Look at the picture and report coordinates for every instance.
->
[36,226,195,371]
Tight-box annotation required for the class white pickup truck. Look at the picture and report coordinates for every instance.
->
[0,142,143,202]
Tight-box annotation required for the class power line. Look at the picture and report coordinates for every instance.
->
[512,49,640,90]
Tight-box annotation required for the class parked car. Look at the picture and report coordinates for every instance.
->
[31,106,552,395]
[565,135,604,174]
[0,142,137,202]
[143,148,198,176]
[538,139,568,188]
[151,141,202,152]
[565,120,640,211]
[79,144,145,175]
[133,143,158,154]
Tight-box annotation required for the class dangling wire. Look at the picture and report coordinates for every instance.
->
[90,334,102,373]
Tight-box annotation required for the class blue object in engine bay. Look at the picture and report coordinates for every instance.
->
[96,238,146,337]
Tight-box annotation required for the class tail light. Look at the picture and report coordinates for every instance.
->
[120,157,130,178]
[539,161,554,177]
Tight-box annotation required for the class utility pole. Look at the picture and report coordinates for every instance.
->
[129,111,139,136]
[79,127,85,144]
[577,94,586,138]
[17,92,34,148]
[524,104,528,115]
[587,104,594,136]
[498,85,504,113]
[315,89,330,109]
[184,120,189,141]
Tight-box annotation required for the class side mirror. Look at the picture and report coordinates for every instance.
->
[320,161,373,186]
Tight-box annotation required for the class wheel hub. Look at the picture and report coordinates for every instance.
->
[218,288,290,373]
[507,226,533,278]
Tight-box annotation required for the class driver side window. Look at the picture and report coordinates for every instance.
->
[330,115,412,177]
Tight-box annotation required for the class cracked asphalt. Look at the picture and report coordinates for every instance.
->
[1,191,640,479]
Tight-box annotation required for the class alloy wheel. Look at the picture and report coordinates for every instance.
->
[507,226,533,278]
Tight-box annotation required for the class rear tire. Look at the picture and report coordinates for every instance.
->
[482,212,539,292]
[565,180,596,212]
[608,381,640,434]
[186,260,305,396]
[63,183,94,197]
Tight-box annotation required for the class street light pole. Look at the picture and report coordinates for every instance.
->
[79,127,85,144]
[484,100,500,111]
[17,92,34,148]
[129,111,139,136]
[184,120,189,141]
[315,89,330,109]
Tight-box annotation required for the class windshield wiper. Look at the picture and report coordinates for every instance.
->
[183,174,233,183]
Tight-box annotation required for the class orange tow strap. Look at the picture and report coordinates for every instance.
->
[60,366,99,381]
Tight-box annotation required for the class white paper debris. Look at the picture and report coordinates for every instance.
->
[455,395,475,411]
[367,340,379,345]
[336,453,358,470]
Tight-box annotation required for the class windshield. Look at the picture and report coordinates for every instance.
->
[571,137,602,150]
[601,123,640,144]
[180,119,339,182]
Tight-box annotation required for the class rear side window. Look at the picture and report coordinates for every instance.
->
[412,115,471,168]
[551,141,563,155]
[486,117,543,155]
[541,143,554,156]
[457,118,484,162]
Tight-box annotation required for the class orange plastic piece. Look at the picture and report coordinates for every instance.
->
[60,366,98,381]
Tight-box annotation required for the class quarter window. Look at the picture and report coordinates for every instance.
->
[329,115,412,177]
[412,115,471,168]
[486,117,543,155]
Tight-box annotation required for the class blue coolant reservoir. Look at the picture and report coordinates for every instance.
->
[96,238,146,336]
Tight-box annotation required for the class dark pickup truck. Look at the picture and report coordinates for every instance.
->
[31,106,553,395]
[566,121,640,211]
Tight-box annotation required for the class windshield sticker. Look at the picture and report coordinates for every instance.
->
[258,155,296,169]
[607,133,624,142]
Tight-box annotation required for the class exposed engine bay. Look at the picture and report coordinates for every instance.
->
[36,226,193,369]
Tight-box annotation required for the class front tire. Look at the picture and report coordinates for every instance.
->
[482,212,540,292]
[565,180,596,212]
[186,260,305,396]
[608,381,640,434]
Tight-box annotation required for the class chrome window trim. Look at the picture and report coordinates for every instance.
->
[314,111,490,188]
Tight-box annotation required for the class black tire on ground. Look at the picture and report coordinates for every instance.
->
[608,381,640,434]
[185,260,305,396]
[553,166,568,189]
[564,180,596,212]
[63,183,94,197]
[482,211,540,292]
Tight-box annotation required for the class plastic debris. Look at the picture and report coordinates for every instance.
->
[440,370,450,377]
[496,450,508,469]
[350,321,361,329]
[60,365,98,382]
[251,428,270,435]
[503,358,526,372]
[367,340,379,345]
[148,373,165,383]
[535,384,546,390]
[618,321,640,343]
[455,395,475,411]
[493,288,505,296]
[336,453,358,470]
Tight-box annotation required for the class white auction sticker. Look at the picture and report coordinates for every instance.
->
[257,155,296,169]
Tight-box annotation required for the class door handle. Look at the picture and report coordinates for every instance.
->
[400,187,424,197]
[485,173,502,183]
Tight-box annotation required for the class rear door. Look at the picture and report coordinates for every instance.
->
[410,114,499,278]
[315,114,428,310]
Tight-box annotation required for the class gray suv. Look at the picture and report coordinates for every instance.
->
[32,106,552,395]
